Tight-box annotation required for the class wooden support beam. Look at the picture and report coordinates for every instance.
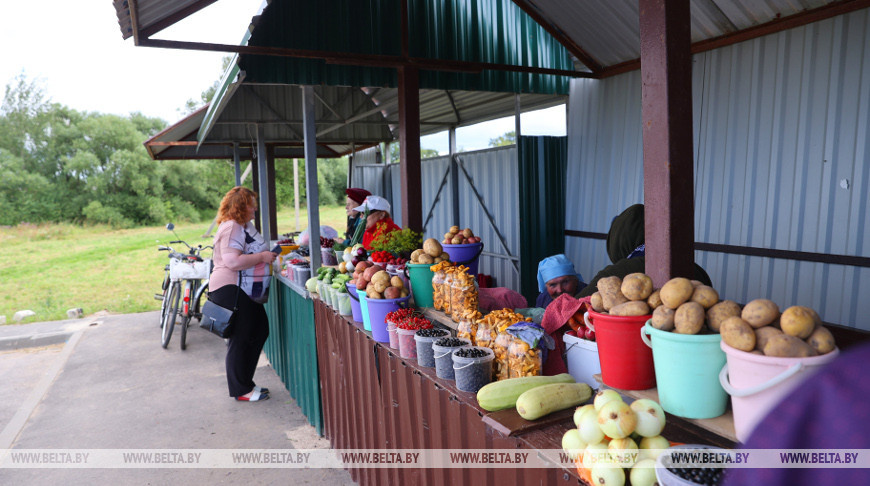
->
[640,0,695,287]
[398,65,422,232]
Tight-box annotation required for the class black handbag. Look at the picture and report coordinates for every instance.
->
[200,274,241,338]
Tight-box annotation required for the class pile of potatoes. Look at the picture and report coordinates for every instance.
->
[410,238,451,265]
[718,300,835,357]
[353,261,409,300]
[590,274,723,335]
[442,225,482,245]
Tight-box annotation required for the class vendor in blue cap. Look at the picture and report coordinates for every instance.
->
[535,254,586,309]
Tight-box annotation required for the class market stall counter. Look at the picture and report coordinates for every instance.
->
[313,298,736,486]
[264,273,322,435]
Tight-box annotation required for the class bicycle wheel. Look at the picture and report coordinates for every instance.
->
[159,273,171,328]
[180,281,192,350]
[162,282,180,349]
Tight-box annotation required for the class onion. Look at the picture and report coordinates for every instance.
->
[597,400,637,439]
[638,435,670,462]
[607,437,639,467]
[578,407,605,444]
[629,398,666,437]
[582,442,611,470]
[590,463,626,486]
[629,458,658,486]
[593,389,623,411]
[573,404,595,428]
[561,429,587,461]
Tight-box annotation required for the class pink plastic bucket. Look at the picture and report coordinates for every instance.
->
[719,341,840,442]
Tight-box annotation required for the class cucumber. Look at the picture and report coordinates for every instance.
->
[515,383,593,420]
[476,373,576,412]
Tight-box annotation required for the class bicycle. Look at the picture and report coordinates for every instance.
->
[157,226,212,350]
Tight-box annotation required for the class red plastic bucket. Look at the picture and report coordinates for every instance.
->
[585,309,656,390]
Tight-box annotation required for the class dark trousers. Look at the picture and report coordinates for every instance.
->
[209,285,269,397]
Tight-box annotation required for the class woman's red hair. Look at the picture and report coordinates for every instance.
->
[217,186,257,225]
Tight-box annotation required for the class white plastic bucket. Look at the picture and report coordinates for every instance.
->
[562,332,600,387]
[719,341,839,442]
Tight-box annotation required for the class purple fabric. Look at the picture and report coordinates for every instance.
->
[723,342,870,485]
[535,291,553,309]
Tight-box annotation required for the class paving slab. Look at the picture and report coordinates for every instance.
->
[0,311,354,485]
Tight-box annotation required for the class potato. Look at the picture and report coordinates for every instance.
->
[423,238,443,257]
[444,232,454,240]
[763,334,818,358]
[659,278,694,309]
[720,317,756,352]
[400,288,409,298]
[742,299,780,329]
[690,285,719,309]
[609,301,651,317]
[690,280,704,287]
[410,249,424,262]
[780,306,819,339]
[674,302,705,335]
[366,289,383,299]
[383,286,401,299]
[462,228,474,238]
[621,273,654,301]
[598,276,629,311]
[451,236,464,244]
[754,326,783,351]
[750,350,764,355]
[806,326,836,355]
[449,225,460,234]
[650,305,676,331]
[591,292,605,312]
[706,300,741,332]
[647,289,663,310]
[390,276,404,289]
[418,254,434,264]
[373,280,389,294]
[440,252,450,260]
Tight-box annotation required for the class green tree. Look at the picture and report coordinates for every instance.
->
[388,144,441,164]
[488,131,516,147]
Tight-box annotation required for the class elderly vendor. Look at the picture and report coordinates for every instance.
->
[535,254,586,309]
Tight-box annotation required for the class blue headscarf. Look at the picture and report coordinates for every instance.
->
[536,254,584,293]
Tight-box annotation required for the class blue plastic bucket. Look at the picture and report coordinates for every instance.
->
[357,288,372,332]
[366,296,411,343]
[441,242,484,276]
[642,321,728,419]
[347,283,363,324]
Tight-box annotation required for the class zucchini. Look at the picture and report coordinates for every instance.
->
[515,383,593,421]
[476,374,576,412]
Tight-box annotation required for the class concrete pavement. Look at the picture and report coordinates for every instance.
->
[0,311,354,485]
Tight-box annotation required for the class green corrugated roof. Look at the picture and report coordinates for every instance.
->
[239,0,574,95]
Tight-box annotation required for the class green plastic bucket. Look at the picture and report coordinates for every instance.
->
[357,288,372,332]
[641,321,728,419]
[405,263,434,308]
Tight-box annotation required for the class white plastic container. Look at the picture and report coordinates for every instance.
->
[563,332,601,387]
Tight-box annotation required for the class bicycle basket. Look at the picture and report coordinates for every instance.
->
[169,258,211,280]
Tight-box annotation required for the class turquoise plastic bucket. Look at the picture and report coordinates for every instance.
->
[642,322,728,419]
[357,288,372,332]
[405,263,434,307]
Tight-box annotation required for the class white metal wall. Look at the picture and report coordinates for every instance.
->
[566,9,870,329]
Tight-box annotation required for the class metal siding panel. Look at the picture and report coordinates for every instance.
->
[566,10,870,328]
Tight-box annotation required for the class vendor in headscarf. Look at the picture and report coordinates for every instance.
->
[535,254,586,309]
[353,195,402,250]
[338,187,372,245]
[578,204,712,298]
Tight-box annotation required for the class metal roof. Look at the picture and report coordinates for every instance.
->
[115,0,868,79]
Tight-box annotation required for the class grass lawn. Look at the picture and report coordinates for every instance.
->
[0,205,347,324]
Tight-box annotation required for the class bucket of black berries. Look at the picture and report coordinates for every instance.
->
[432,337,471,380]
[414,328,451,367]
[452,346,495,393]
[655,444,729,486]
